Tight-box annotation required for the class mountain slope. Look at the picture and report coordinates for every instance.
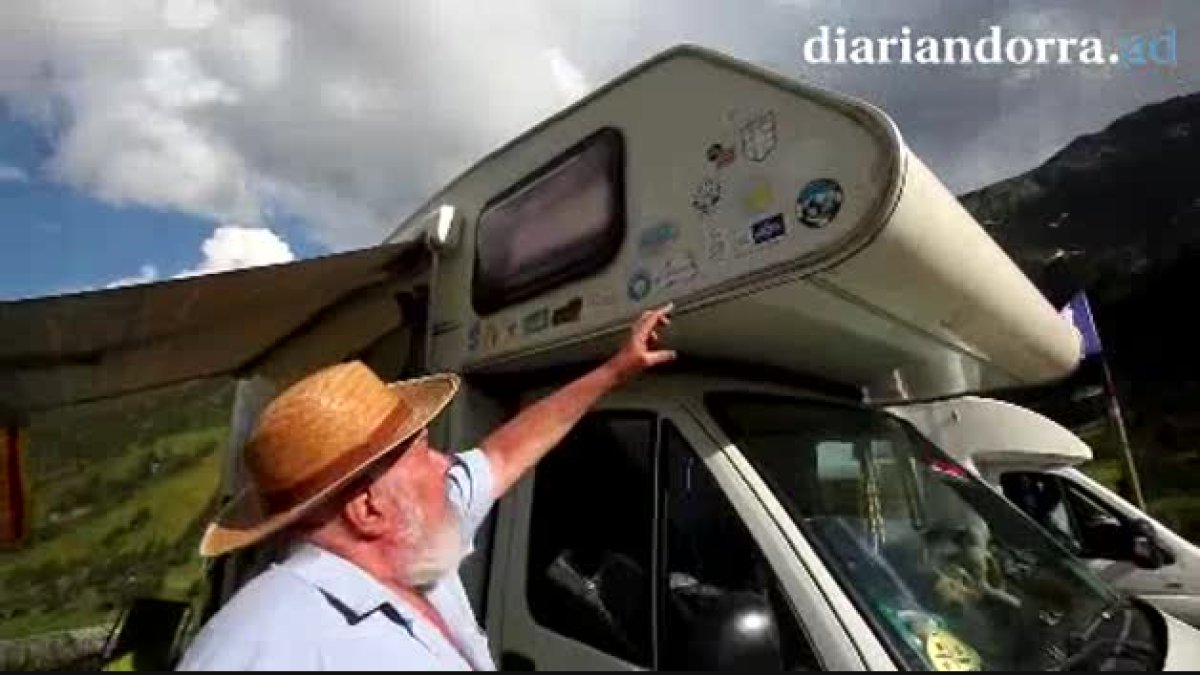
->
[958,92,1200,538]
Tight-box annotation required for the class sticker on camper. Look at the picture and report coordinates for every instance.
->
[551,297,583,326]
[796,178,844,229]
[739,111,777,162]
[655,251,698,290]
[637,222,679,258]
[522,308,550,335]
[690,176,722,216]
[433,319,461,336]
[750,213,787,245]
[705,142,736,169]
[742,175,774,216]
[483,322,500,349]
[467,321,480,352]
[627,269,653,302]
[588,288,618,309]
[705,227,729,263]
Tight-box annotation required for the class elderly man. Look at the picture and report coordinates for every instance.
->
[177,305,675,670]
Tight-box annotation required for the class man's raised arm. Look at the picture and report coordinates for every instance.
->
[479,304,676,499]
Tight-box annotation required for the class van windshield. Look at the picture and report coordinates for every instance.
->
[706,392,1124,671]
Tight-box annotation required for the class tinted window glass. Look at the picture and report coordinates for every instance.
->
[472,128,625,315]
[659,422,820,671]
[526,412,654,666]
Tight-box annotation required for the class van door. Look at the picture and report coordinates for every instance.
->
[485,398,833,670]
[997,470,1200,623]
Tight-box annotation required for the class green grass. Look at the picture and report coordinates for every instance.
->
[0,429,225,643]
[31,428,224,524]
[2,439,223,572]
[0,606,117,642]
[1079,459,1123,491]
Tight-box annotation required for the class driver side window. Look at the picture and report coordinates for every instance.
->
[524,413,822,670]
[999,472,1123,559]
[659,421,821,671]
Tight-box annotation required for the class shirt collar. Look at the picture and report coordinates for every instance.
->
[280,542,418,626]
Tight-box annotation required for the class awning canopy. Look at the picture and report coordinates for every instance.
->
[0,242,427,420]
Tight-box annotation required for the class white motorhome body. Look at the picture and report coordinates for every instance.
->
[890,396,1200,628]
[5,46,1198,670]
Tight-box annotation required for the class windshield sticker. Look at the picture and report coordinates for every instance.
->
[928,459,969,480]
[551,297,583,326]
[797,178,844,228]
[925,629,981,671]
[522,308,549,335]
[690,176,723,217]
[740,110,777,162]
[705,141,736,169]
[750,213,787,245]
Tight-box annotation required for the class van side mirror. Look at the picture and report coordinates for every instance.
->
[679,591,783,670]
[1129,518,1173,570]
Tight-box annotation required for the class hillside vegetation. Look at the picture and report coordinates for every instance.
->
[0,378,234,645]
[960,92,1200,541]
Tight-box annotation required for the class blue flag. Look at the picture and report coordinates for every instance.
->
[1059,291,1103,357]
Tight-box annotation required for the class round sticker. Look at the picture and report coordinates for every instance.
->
[925,629,981,672]
[627,269,653,301]
[796,178,844,228]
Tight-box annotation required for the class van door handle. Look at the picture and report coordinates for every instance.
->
[502,651,536,670]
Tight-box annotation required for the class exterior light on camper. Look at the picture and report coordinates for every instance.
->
[426,204,461,252]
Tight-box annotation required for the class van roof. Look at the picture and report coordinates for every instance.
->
[397,45,1081,401]
[888,396,1094,467]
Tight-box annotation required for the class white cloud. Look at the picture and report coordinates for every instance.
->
[0,1,625,249]
[93,225,292,292]
[179,224,295,277]
[0,164,28,182]
[0,0,1196,248]
[105,264,159,289]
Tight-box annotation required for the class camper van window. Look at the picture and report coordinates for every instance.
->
[707,393,1128,671]
[659,421,820,671]
[999,472,1127,560]
[525,411,654,666]
[472,127,625,315]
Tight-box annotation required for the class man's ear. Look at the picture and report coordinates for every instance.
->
[340,485,392,538]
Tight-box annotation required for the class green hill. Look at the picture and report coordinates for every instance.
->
[0,378,235,644]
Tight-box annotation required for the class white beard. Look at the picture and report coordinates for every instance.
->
[397,501,469,588]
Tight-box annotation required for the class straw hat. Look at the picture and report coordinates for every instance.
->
[198,362,460,558]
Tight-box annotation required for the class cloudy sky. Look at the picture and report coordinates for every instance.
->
[1,0,1197,300]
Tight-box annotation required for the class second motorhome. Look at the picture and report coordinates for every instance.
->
[890,396,1200,630]
[5,45,1199,669]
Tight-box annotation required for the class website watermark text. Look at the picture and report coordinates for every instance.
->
[803,25,1177,67]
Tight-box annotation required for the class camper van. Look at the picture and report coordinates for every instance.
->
[6,46,1200,669]
[889,396,1200,629]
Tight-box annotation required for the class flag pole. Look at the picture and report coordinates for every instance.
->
[1099,352,1148,510]
[1073,290,1147,510]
